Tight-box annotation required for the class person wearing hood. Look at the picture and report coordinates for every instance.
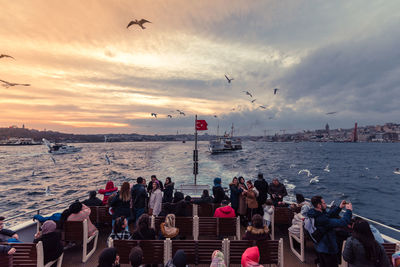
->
[241,246,264,267]
[210,250,226,267]
[243,214,270,241]
[33,220,64,265]
[66,201,97,237]
[212,177,227,204]
[307,196,352,267]
[229,177,243,215]
[268,178,287,206]
[98,247,120,267]
[254,173,268,215]
[83,190,103,207]
[99,181,118,206]
[166,249,187,267]
[159,214,180,240]
[214,200,235,218]
[162,177,174,203]
[131,177,147,224]
[129,246,143,267]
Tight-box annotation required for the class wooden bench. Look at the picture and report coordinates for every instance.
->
[152,216,194,238]
[0,241,63,267]
[169,240,224,265]
[111,239,167,265]
[196,203,221,217]
[198,217,240,240]
[226,239,284,267]
[63,219,99,263]
[271,207,294,240]
[89,206,112,227]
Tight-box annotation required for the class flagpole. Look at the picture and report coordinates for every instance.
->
[194,115,198,185]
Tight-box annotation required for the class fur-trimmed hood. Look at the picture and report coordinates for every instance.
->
[246,225,269,235]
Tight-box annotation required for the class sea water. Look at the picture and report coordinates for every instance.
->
[0,141,399,238]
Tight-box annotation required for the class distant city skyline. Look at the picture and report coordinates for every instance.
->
[1,1,399,135]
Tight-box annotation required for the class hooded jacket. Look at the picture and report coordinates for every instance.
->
[98,181,118,205]
[307,206,352,254]
[213,205,236,218]
[243,226,270,241]
[241,246,263,267]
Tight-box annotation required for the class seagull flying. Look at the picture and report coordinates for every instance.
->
[273,88,279,95]
[324,164,330,172]
[176,110,185,116]
[213,115,218,118]
[259,105,267,109]
[50,156,56,165]
[289,164,296,168]
[151,113,157,118]
[105,154,111,165]
[309,176,320,184]
[45,186,53,196]
[127,19,151,29]
[167,114,172,118]
[242,91,253,98]
[326,111,338,115]
[0,79,30,88]
[0,54,15,60]
[251,99,257,103]
[298,169,312,177]
[224,74,234,83]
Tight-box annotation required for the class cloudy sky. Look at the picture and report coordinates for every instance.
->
[1,0,399,135]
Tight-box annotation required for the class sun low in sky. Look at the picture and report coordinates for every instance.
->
[1,0,399,135]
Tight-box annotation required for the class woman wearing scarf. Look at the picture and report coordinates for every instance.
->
[148,181,162,216]
[159,214,179,240]
[210,250,226,267]
[98,247,120,267]
[33,220,64,265]
[212,177,227,204]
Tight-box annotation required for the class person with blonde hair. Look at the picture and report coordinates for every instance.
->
[159,214,179,240]
[111,182,132,223]
[210,250,226,267]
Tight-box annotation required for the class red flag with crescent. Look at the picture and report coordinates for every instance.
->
[196,120,208,131]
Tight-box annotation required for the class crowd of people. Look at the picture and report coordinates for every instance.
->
[1,173,399,267]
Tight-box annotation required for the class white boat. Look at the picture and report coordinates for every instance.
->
[42,138,82,154]
[0,137,42,146]
[209,124,242,154]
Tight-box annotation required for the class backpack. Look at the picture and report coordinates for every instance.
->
[304,217,325,243]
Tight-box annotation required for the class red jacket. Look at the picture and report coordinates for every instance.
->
[213,205,236,218]
[241,246,263,267]
[98,181,118,205]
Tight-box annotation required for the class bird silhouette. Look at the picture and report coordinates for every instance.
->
[176,110,185,116]
[259,105,267,109]
[224,74,234,83]
[298,169,312,177]
[309,176,320,184]
[167,115,172,118]
[326,111,338,115]
[242,91,253,98]
[151,113,157,118]
[127,19,151,29]
[0,54,15,60]
[213,115,218,118]
[273,88,279,95]
[0,79,30,88]
[251,99,257,103]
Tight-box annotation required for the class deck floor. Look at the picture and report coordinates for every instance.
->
[61,225,319,267]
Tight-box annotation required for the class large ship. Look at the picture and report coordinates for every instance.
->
[209,124,242,154]
[0,137,42,146]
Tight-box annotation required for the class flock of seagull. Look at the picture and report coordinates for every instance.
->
[297,164,330,184]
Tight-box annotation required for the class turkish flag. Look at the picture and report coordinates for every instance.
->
[196,119,208,131]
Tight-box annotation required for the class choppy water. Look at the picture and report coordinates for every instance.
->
[1,141,399,237]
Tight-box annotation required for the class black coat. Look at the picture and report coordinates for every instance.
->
[268,182,287,201]
[343,236,390,267]
[110,193,131,219]
[0,244,12,254]
[34,231,64,264]
[162,183,174,203]
[82,197,103,207]
[229,184,243,210]
[131,228,156,240]
[254,179,268,205]
[212,186,227,204]
[131,184,147,209]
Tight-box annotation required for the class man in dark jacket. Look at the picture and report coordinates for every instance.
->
[82,191,103,207]
[0,216,19,242]
[147,175,164,193]
[268,178,287,206]
[254,173,268,215]
[131,177,148,223]
[307,196,352,267]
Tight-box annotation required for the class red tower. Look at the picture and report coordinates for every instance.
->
[353,122,358,142]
